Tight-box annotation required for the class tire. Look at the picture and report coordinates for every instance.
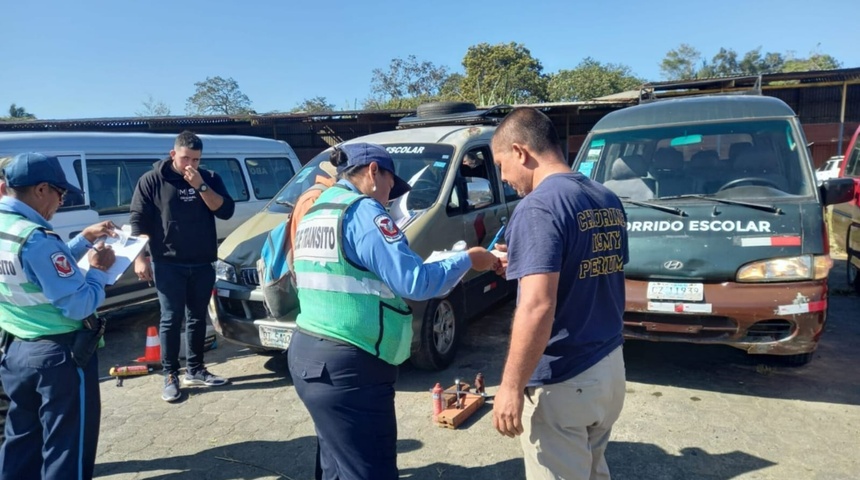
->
[416,102,476,119]
[410,296,464,371]
[777,352,814,367]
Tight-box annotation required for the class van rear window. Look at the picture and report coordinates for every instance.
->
[245,157,295,199]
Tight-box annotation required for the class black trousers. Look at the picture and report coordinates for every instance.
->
[288,330,398,480]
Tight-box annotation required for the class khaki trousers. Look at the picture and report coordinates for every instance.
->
[520,346,626,480]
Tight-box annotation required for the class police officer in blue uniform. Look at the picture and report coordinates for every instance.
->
[0,153,117,480]
[288,143,501,480]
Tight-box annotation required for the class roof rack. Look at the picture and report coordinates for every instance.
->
[397,104,512,129]
[639,75,762,103]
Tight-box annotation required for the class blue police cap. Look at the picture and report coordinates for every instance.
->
[3,153,83,196]
[338,143,411,200]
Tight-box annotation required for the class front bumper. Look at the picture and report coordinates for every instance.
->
[208,281,297,350]
[623,279,828,356]
[209,280,432,353]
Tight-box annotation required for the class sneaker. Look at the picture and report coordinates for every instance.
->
[162,373,181,402]
[182,367,228,387]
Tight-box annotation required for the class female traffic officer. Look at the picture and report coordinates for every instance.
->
[288,142,500,480]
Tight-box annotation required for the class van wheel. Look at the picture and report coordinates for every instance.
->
[411,297,463,371]
[777,352,814,367]
[416,102,476,118]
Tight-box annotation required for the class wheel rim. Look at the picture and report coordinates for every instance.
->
[432,300,456,355]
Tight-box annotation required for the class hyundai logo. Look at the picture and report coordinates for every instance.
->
[663,260,684,270]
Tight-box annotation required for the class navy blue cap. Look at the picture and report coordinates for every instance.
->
[3,153,83,196]
[338,143,411,200]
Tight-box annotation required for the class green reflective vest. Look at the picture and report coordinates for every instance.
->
[293,186,413,365]
[0,213,80,339]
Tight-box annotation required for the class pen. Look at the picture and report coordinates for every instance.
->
[487,223,506,251]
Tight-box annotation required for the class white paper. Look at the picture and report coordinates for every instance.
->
[77,225,148,285]
[423,241,469,298]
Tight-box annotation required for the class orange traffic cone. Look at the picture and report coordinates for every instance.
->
[136,326,161,363]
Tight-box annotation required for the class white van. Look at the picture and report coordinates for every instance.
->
[0,132,302,311]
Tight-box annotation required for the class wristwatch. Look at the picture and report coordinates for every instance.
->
[198,183,209,193]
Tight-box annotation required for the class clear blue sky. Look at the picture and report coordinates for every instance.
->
[3,0,857,120]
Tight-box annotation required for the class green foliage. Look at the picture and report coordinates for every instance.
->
[7,103,36,119]
[136,95,171,117]
[661,44,840,80]
[185,76,252,115]
[782,53,842,72]
[548,57,643,102]
[291,96,336,113]
[660,44,702,80]
[367,55,450,109]
[460,42,548,105]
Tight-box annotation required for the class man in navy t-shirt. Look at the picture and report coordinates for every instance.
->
[491,107,628,480]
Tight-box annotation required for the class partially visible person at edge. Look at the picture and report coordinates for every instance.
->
[490,107,628,480]
[288,143,501,480]
[130,131,235,403]
[0,152,117,480]
[0,157,10,447]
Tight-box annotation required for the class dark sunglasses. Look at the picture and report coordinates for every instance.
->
[48,184,67,201]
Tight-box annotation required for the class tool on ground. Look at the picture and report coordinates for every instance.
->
[435,380,485,429]
[474,372,485,396]
[109,364,155,387]
[431,383,444,421]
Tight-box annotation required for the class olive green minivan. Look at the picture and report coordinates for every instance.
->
[208,104,518,370]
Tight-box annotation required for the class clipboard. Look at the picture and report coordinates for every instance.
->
[76,225,148,285]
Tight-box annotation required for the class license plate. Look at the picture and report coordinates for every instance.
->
[258,325,293,349]
[646,282,703,301]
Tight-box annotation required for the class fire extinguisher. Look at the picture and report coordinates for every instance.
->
[432,382,444,421]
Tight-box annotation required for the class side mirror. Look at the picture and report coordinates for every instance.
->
[465,177,493,209]
[819,177,854,206]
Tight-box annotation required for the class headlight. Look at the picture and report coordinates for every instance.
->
[736,255,832,282]
[214,260,238,284]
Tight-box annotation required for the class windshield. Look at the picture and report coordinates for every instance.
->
[575,119,815,201]
[268,143,454,213]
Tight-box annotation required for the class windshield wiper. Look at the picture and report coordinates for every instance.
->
[660,194,782,214]
[275,200,295,208]
[619,198,686,216]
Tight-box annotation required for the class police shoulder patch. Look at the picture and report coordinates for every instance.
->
[51,252,75,278]
[374,214,403,243]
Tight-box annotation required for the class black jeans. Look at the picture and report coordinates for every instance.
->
[151,262,215,375]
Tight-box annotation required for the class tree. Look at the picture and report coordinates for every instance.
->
[783,52,842,72]
[460,42,548,105]
[660,44,702,80]
[185,76,252,115]
[548,57,644,102]
[660,44,840,80]
[136,95,171,117]
[8,103,35,119]
[367,55,450,109]
[739,48,784,76]
[291,96,336,113]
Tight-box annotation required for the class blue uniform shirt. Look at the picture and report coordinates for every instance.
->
[0,196,110,321]
[337,180,472,301]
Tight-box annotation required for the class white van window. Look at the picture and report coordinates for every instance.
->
[245,157,295,200]
[86,159,158,214]
[199,158,249,201]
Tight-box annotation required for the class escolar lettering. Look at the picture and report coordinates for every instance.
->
[386,146,425,155]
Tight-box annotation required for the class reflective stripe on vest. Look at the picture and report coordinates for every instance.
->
[295,271,395,299]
